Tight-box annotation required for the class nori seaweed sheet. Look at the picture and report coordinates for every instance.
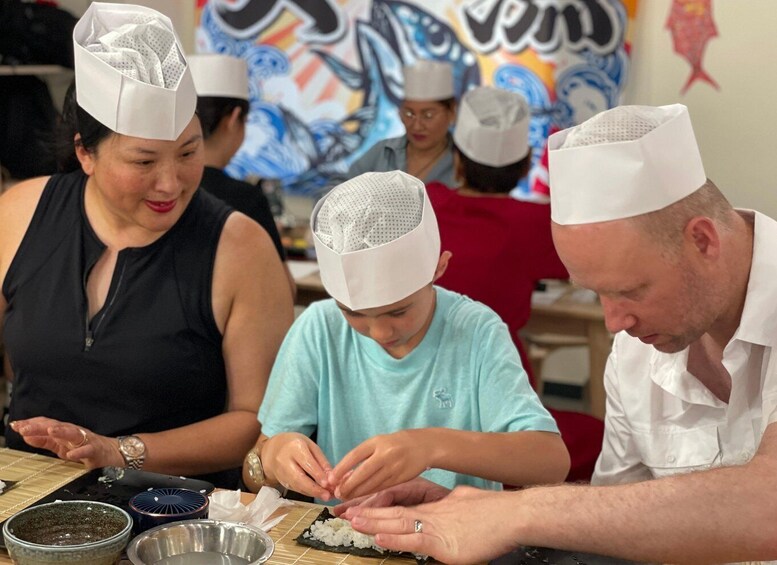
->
[296,508,428,564]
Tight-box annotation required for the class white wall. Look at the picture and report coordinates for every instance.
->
[624,0,777,217]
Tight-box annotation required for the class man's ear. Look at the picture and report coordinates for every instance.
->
[432,250,452,282]
[685,216,721,260]
[74,134,95,176]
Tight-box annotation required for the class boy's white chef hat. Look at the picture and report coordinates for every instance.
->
[454,86,530,167]
[403,60,454,101]
[188,54,249,100]
[73,2,196,140]
[549,104,706,225]
[312,171,441,311]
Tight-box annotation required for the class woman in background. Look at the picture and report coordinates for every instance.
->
[0,3,293,487]
[345,60,457,185]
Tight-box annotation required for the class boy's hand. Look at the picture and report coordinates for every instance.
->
[329,430,437,500]
[262,432,335,500]
[333,477,451,519]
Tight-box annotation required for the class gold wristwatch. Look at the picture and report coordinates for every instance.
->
[117,435,146,470]
[245,447,265,487]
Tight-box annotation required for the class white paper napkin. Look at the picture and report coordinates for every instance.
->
[208,488,293,531]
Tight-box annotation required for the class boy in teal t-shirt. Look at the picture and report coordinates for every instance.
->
[243,170,569,502]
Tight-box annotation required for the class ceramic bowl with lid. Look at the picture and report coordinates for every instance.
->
[128,487,209,534]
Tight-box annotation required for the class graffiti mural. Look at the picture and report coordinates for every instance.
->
[196,0,638,198]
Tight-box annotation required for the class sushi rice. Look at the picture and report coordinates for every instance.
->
[303,516,385,552]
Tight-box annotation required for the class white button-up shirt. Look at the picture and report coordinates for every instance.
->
[592,212,777,563]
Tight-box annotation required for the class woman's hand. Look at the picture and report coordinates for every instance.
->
[10,417,124,469]
[329,429,437,500]
[261,432,335,501]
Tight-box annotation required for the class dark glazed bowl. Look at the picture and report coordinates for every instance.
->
[2,500,132,565]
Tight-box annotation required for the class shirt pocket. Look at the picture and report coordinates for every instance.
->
[632,425,721,479]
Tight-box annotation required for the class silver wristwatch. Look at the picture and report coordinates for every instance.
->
[117,435,146,470]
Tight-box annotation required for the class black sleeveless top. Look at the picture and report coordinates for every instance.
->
[2,170,236,486]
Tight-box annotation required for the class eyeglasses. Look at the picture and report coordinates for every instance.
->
[399,109,443,124]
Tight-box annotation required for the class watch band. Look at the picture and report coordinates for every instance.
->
[245,447,265,488]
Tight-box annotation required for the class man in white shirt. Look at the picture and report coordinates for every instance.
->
[343,104,777,564]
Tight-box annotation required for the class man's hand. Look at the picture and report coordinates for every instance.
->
[348,486,523,565]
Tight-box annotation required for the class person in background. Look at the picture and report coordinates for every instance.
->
[243,170,569,503]
[428,85,602,483]
[344,60,457,185]
[188,53,296,298]
[429,86,568,383]
[0,2,293,488]
[344,104,777,564]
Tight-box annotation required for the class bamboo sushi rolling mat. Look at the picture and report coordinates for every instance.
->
[0,447,88,523]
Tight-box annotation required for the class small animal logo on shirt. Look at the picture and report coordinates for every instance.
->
[433,388,453,409]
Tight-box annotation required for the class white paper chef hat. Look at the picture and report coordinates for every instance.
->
[549,104,706,225]
[403,60,454,101]
[188,54,249,100]
[73,2,197,141]
[312,171,441,311]
[453,86,530,167]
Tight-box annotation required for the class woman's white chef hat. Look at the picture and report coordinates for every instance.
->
[403,60,454,101]
[73,2,196,140]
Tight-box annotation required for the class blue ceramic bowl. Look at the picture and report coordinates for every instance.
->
[128,487,209,534]
[3,500,132,565]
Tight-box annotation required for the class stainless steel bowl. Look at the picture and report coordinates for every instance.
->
[126,519,274,564]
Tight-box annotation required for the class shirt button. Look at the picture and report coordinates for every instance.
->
[667,455,676,463]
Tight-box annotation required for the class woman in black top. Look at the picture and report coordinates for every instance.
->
[0,4,293,487]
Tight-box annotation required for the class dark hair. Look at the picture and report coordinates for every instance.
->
[454,145,532,194]
[55,82,114,173]
[196,96,249,140]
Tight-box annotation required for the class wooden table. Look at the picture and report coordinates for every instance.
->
[0,490,416,565]
[288,264,610,419]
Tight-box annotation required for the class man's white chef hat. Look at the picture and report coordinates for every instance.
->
[312,171,441,311]
[548,104,707,225]
[188,54,249,101]
[453,86,530,167]
[73,2,196,140]
[403,60,454,101]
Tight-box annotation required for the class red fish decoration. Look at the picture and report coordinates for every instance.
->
[666,0,720,94]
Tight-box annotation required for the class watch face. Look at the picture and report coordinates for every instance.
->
[121,436,145,457]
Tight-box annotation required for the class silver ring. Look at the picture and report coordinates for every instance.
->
[414,519,423,534]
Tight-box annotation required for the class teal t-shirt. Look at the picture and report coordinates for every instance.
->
[258,287,558,493]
